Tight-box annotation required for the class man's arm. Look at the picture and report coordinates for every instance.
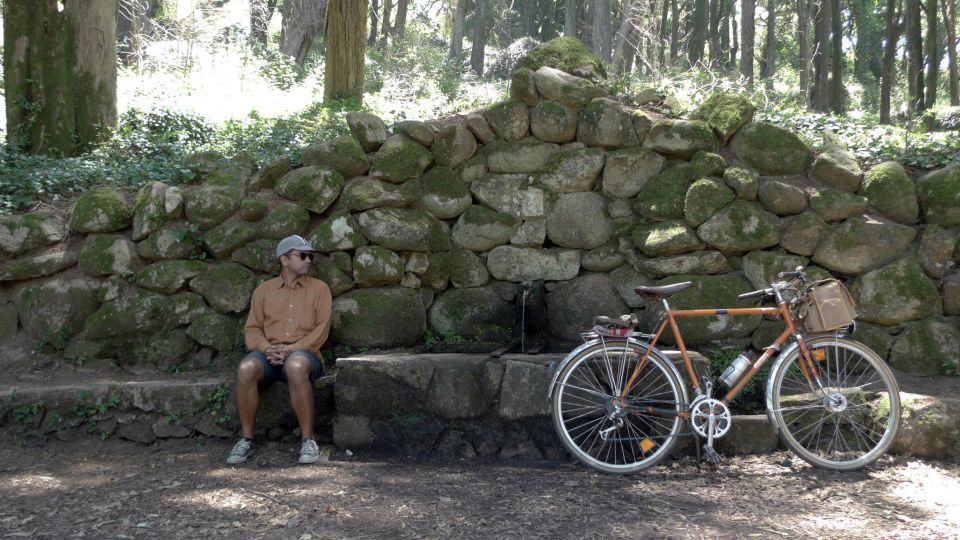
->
[288,282,333,354]
[244,286,272,353]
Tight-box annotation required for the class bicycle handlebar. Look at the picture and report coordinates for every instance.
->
[777,266,807,280]
[738,288,772,300]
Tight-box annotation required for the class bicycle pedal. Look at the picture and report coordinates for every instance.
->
[702,445,721,464]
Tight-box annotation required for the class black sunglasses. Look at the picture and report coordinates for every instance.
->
[287,251,314,261]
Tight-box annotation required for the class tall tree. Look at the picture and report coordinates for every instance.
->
[394,0,409,39]
[4,0,118,155]
[925,0,939,111]
[379,0,393,48]
[450,0,468,58]
[593,0,613,62]
[324,0,368,103]
[250,0,279,45]
[281,0,327,66]
[906,0,924,113]
[761,0,778,78]
[829,0,843,111]
[613,0,640,73]
[880,0,901,122]
[659,0,671,66]
[471,0,489,75]
[709,0,722,66]
[690,0,709,65]
[813,0,831,111]
[797,0,812,105]
[670,0,680,63]
[565,0,578,36]
[944,0,960,104]
[742,0,756,84]
[850,0,883,85]
[368,0,380,46]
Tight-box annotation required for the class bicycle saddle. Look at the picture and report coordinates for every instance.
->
[634,281,693,298]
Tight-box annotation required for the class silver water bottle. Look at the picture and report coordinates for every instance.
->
[719,351,753,388]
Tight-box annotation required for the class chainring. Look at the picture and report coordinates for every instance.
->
[690,398,732,439]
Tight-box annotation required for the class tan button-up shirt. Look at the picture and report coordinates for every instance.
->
[244,275,332,355]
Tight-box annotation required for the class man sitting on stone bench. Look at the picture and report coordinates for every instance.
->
[227,235,332,465]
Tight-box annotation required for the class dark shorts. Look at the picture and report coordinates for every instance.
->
[244,350,323,389]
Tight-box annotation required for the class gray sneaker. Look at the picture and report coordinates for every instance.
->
[227,438,254,465]
[299,438,320,464]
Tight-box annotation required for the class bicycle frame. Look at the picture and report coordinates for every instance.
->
[619,296,823,408]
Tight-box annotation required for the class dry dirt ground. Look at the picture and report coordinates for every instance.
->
[1,437,958,539]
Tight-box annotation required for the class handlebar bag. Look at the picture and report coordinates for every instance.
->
[799,279,857,333]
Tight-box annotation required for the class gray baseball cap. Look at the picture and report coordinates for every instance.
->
[276,235,316,258]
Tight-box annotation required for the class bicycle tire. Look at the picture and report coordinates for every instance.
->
[767,336,900,471]
[551,340,685,474]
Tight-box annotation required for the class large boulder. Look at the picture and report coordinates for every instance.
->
[811,215,918,275]
[15,277,100,349]
[230,239,279,274]
[134,260,208,295]
[696,200,781,253]
[632,221,703,257]
[861,162,919,224]
[693,91,756,143]
[851,257,942,325]
[546,192,615,249]
[184,185,242,230]
[431,121,477,168]
[602,148,666,199]
[78,235,142,277]
[684,177,735,227]
[189,262,257,313]
[356,208,449,252]
[187,311,244,354]
[309,256,354,297]
[636,251,729,277]
[337,177,419,212]
[532,66,606,110]
[546,273,628,341]
[917,225,957,279]
[451,206,519,252]
[483,100,529,141]
[577,98,646,148]
[889,319,960,376]
[730,122,812,175]
[428,286,515,341]
[645,274,761,344]
[810,132,863,192]
[538,147,606,192]
[633,163,698,221]
[941,273,960,315]
[779,211,829,256]
[610,265,653,308]
[581,243,625,272]
[345,111,389,152]
[84,288,171,339]
[893,394,960,459]
[741,251,809,289]
[917,163,960,225]
[275,166,344,214]
[757,179,808,216]
[369,134,433,183]
[809,189,868,222]
[69,187,131,233]
[255,202,310,239]
[397,120,435,146]
[529,100,578,143]
[0,242,80,282]
[136,221,203,261]
[643,120,719,159]
[514,36,607,80]
[353,245,403,287]
[246,156,292,192]
[723,167,759,200]
[131,182,172,241]
[471,174,545,218]
[309,210,368,252]
[510,67,539,106]
[486,246,580,281]
[203,219,258,259]
[206,152,257,187]
[300,135,370,178]
[332,287,426,347]
[485,140,558,174]
[444,247,491,288]
[0,212,65,259]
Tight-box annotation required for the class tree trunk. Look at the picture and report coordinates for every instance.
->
[324,0,367,103]
[709,0,722,66]
[797,0,811,105]
[4,0,118,156]
[850,0,883,84]
[690,0,709,66]
[731,0,739,67]
[368,0,379,46]
[593,0,613,61]
[880,0,901,122]
[925,0,939,111]
[830,0,843,112]
[741,0,756,83]
[281,0,327,66]
[906,0,924,113]
[944,0,959,105]
[659,0,671,66]
[762,0,777,78]
[250,0,279,45]
[565,0,578,35]
[394,0,409,39]
[379,0,392,48]
[613,0,639,73]
[450,0,467,58]
[471,0,489,75]
[719,0,732,69]
[670,0,680,63]
[813,0,831,111]
[522,0,536,37]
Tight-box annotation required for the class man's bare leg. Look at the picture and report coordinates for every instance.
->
[284,354,315,440]
[236,356,265,439]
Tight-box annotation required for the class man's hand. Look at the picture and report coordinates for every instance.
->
[265,344,292,366]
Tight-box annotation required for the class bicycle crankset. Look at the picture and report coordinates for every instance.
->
[690,398,732,439]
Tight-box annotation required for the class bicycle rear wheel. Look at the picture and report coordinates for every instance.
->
[551,340,684,474]
[768,337,900,471]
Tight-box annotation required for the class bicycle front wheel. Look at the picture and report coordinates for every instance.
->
[768,337,900,471]
[551,340,685,474]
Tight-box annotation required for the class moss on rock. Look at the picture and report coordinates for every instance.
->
[369,134,434,183]
[78,234,142,277]
[696,200,781,253]
[693,92,756,143]
[135,260,208,295]
[684,177,735,227]
[730,122,811,175]
[514,36,607,80]
[275,166,345,214]
[861,162,918,224]
[633,163,698,221]
[851,257,942,325]
[809,189,868,222]
[69,187,131,233]
[415,166,472,219]
[189,262,256,313]
[917,163,960,226]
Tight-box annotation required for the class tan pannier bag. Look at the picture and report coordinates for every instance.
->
[799,279,857,333]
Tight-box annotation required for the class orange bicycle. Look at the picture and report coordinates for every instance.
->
[549,267,901,473]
